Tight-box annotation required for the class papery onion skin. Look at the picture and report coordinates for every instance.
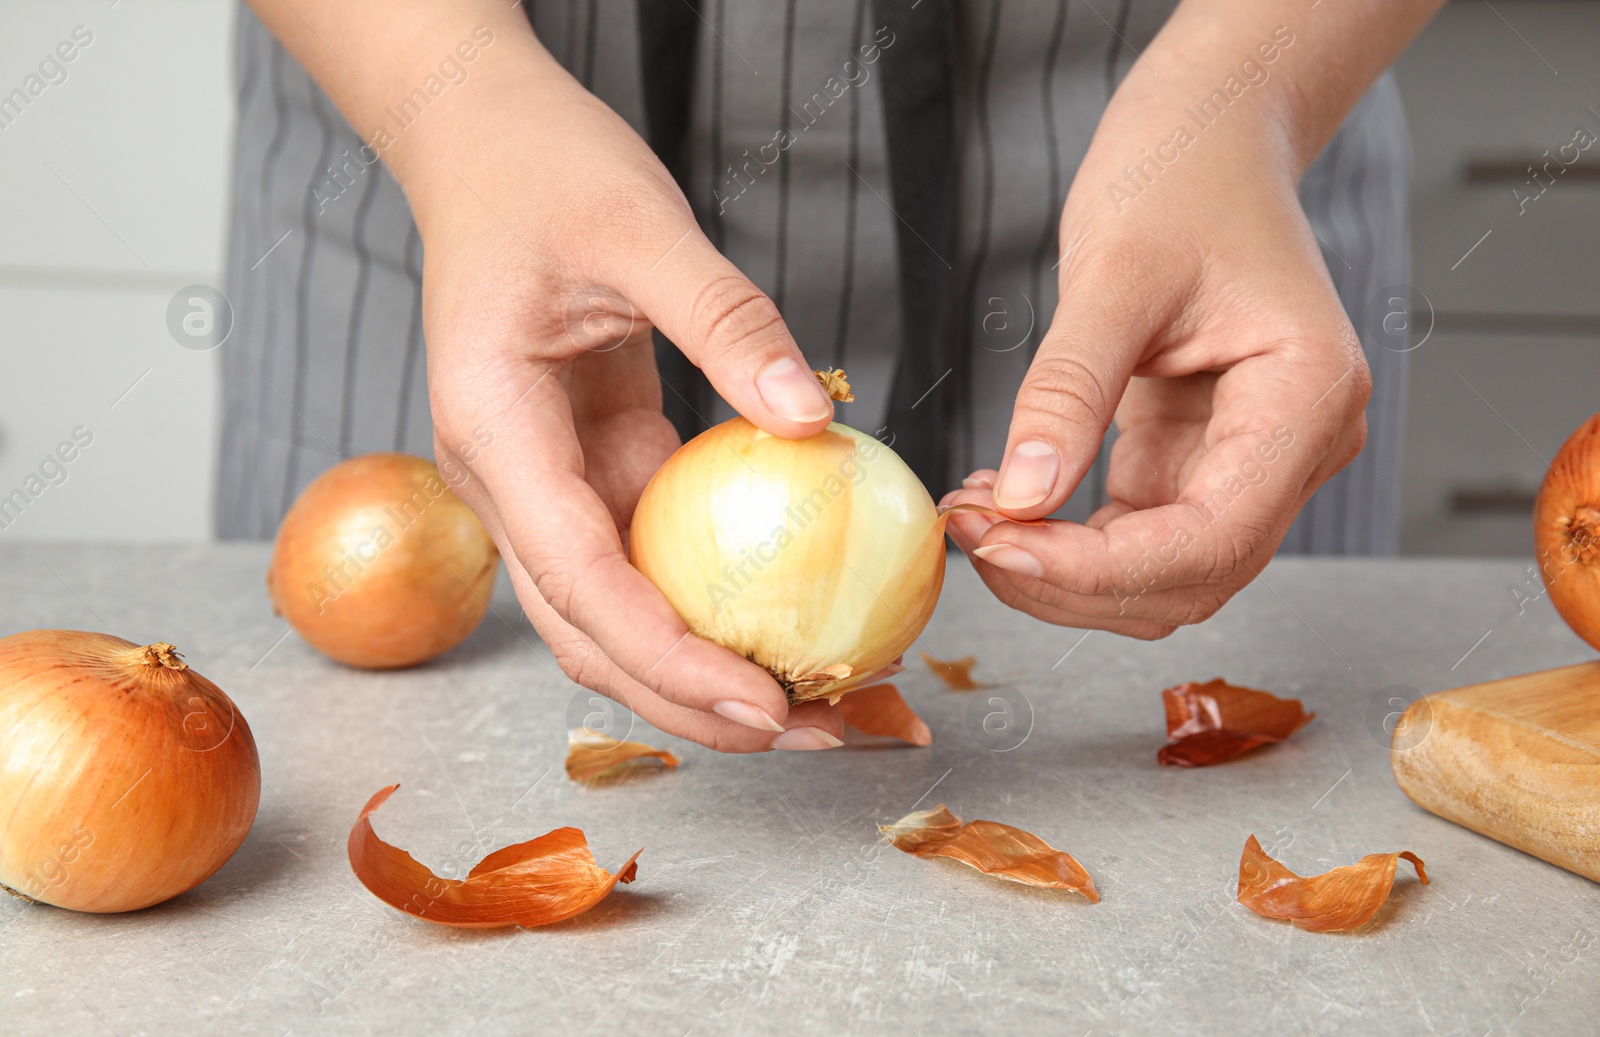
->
[1535,413,1600,651]
[268,453,498,669]
[0,631,260,913]
[629,418,945,703]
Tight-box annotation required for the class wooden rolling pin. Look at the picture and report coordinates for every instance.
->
[1392,661,1600,882]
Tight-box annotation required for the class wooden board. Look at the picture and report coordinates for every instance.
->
[1392,661,1600,882]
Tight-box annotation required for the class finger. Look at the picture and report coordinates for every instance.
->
[990,269,1155,517]
[622,230,834,439]
[942,489,1178,637]
[440,362,799,734]
[955,461,1348,628]
[1104,417,1204,509]
[502,531,846,752]
[973,344,1369,597]
[964,543,1178,639]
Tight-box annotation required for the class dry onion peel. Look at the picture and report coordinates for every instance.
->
[1237,835,1428,932]
[1534,412,1600,650]
[1158,678,1314,766]
[347,785,640,928]
[920,653,982,691]
[880,805,1098,900]
[836,684,932,746]
[0,631,259,912]
[565,728,681,783]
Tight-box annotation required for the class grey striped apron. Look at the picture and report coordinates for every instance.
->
[219,0,1411,555]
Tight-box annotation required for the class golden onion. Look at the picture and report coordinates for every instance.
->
[629,406,946,704]
[268,453,498,669]
[0,631,260,912]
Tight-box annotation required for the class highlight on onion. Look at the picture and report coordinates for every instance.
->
[268,452,498,669]
[629,372,946,704]
[1535,412,1600,650]
[0,631,260,912]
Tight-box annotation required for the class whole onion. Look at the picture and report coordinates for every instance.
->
[629,415,946,703]
[1535,412,1600,650]
[268,453,498,669]
[0,631,259,912]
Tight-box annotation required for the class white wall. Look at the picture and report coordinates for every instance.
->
[0,0,234,541]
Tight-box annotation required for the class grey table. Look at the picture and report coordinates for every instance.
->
[2,546,1597,1036]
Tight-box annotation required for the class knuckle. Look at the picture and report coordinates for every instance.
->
[690,276,787,357]
[699,725,760,755]
[1345,352,1375,407]
[1341,412,1369,466]
[550,637,601,689]
[1173,593,1225,627]
[1020,353,1112,432]
[1203,518,1272,584]
[533,562,582,620]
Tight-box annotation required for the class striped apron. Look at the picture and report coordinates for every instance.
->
[219,0,1412,555]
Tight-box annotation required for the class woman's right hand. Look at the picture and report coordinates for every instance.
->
[402,25,848,752]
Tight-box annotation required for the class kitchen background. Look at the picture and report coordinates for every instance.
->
[0,0,1595,553]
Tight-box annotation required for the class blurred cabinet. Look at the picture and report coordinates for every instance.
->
[1396,0,1600,555]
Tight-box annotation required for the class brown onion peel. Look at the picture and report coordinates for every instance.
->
[1534,412,1600,650]
[347,785,640,928]
[0,631,260,912]
[836,684,932,746]
[920,653,982,691]
[880,805,1098,901]
[268,452,499,670]
[1237,835,1428,932]
[565,729,681,783]
[1158,678,1314,766]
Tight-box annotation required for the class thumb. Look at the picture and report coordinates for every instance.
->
[993,287,1143,518]
[624,230,834,439]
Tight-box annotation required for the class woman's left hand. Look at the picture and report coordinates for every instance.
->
[944,24,1376,638]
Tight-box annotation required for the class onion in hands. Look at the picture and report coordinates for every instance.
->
[1536,413,1600,651]
[268,453,498,669]
[629,374,946,704]
[0,631,259,912]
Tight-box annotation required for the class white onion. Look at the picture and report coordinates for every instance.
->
[629,417,946,703]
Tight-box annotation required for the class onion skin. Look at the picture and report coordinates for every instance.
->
[1535,413,1600,650]
[629,418,945,703]
[268,453,498,669]
[0,631,260,913]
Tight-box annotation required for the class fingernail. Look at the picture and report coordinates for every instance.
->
[973,544,1045,578]
[994,440,1059,510]
[772,727,844,751]
[756,357,833,423]
[714,700,786,733]
[963,473,995,490]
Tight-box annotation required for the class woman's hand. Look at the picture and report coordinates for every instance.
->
[942,0,1441,637]
[409,45,852,752]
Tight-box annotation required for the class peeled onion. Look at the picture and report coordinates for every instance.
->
[629,412,946,703]
[268,453,498,669]
[0,631,260,912]
[1535,412,1600,650]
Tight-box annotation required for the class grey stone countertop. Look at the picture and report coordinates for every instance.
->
[2,545,1598,1036]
